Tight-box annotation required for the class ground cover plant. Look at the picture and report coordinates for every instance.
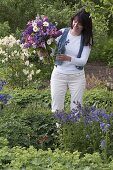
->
[1,137,113,170]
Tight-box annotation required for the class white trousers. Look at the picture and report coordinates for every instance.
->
[50,69,86,112]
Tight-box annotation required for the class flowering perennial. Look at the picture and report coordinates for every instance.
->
[54,104,111,132]
[0,35,40,86]
[54,103,113,154]
[0,80,11,104]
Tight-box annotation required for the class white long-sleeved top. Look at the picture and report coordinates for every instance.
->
[54,28,91,74]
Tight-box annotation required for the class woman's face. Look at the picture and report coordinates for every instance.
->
[72,17,83,35]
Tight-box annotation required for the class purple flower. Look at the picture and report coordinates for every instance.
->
[0,94,11,104]
[53,103,111,135]
[0,80,11,104]
[24,43,31,48]
[0,80,6,90]
[20,15,62,54]
[100,122,110,133]
[100,139,106,150]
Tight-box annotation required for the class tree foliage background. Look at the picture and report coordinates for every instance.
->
[0,0,113,63]
[0,0,113,33]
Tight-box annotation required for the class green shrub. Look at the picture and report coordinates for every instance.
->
[90,37,113,65]
[38,1,76,29]
[0,140,111,169]
[0,87,70,150]
[102,38,113,67]
[0,22,11,37]
[83,88,113,113]
[0,101,58,150]
[9,88,51,108]
[0,35,40,88]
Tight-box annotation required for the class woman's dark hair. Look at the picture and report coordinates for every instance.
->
[71,9,93,46]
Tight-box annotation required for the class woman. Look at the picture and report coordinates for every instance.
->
[51,9,93,112]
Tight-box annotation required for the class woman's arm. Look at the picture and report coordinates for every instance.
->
[56,46,91,66]
[70,46,91,66]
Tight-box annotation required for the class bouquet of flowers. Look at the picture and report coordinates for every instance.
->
[20,15,62,60]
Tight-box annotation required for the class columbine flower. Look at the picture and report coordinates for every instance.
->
[0,80,6,90]
[42,15,48,21]
[32,22,37,27]
[33,26,39,32]
[47,38,53,45]
[43,21,49,27]
[100,122,110,133]
[0,94,11,104]
[20,15,62,59]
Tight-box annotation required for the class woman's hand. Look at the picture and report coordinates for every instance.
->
[56,54,71,61]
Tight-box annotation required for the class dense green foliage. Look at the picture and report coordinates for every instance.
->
[0,0,113,65]
[0,22,11,38]
[0,102,57,150]
[83,87,113,113]
[1,87,112,112]
[1,0,113,66]
[1,137,113,169]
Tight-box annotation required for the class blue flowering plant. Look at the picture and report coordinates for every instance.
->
[0,80,11,106]
[20,15,62,60]
[54,102,113,159]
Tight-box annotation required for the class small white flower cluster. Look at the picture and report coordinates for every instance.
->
[0,35,41,84]
[0,35,17,47]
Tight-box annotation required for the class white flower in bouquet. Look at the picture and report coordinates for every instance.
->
[47,38,53,45]
[33,26,39,32]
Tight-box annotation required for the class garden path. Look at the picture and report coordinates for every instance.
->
[85,62,113,89]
